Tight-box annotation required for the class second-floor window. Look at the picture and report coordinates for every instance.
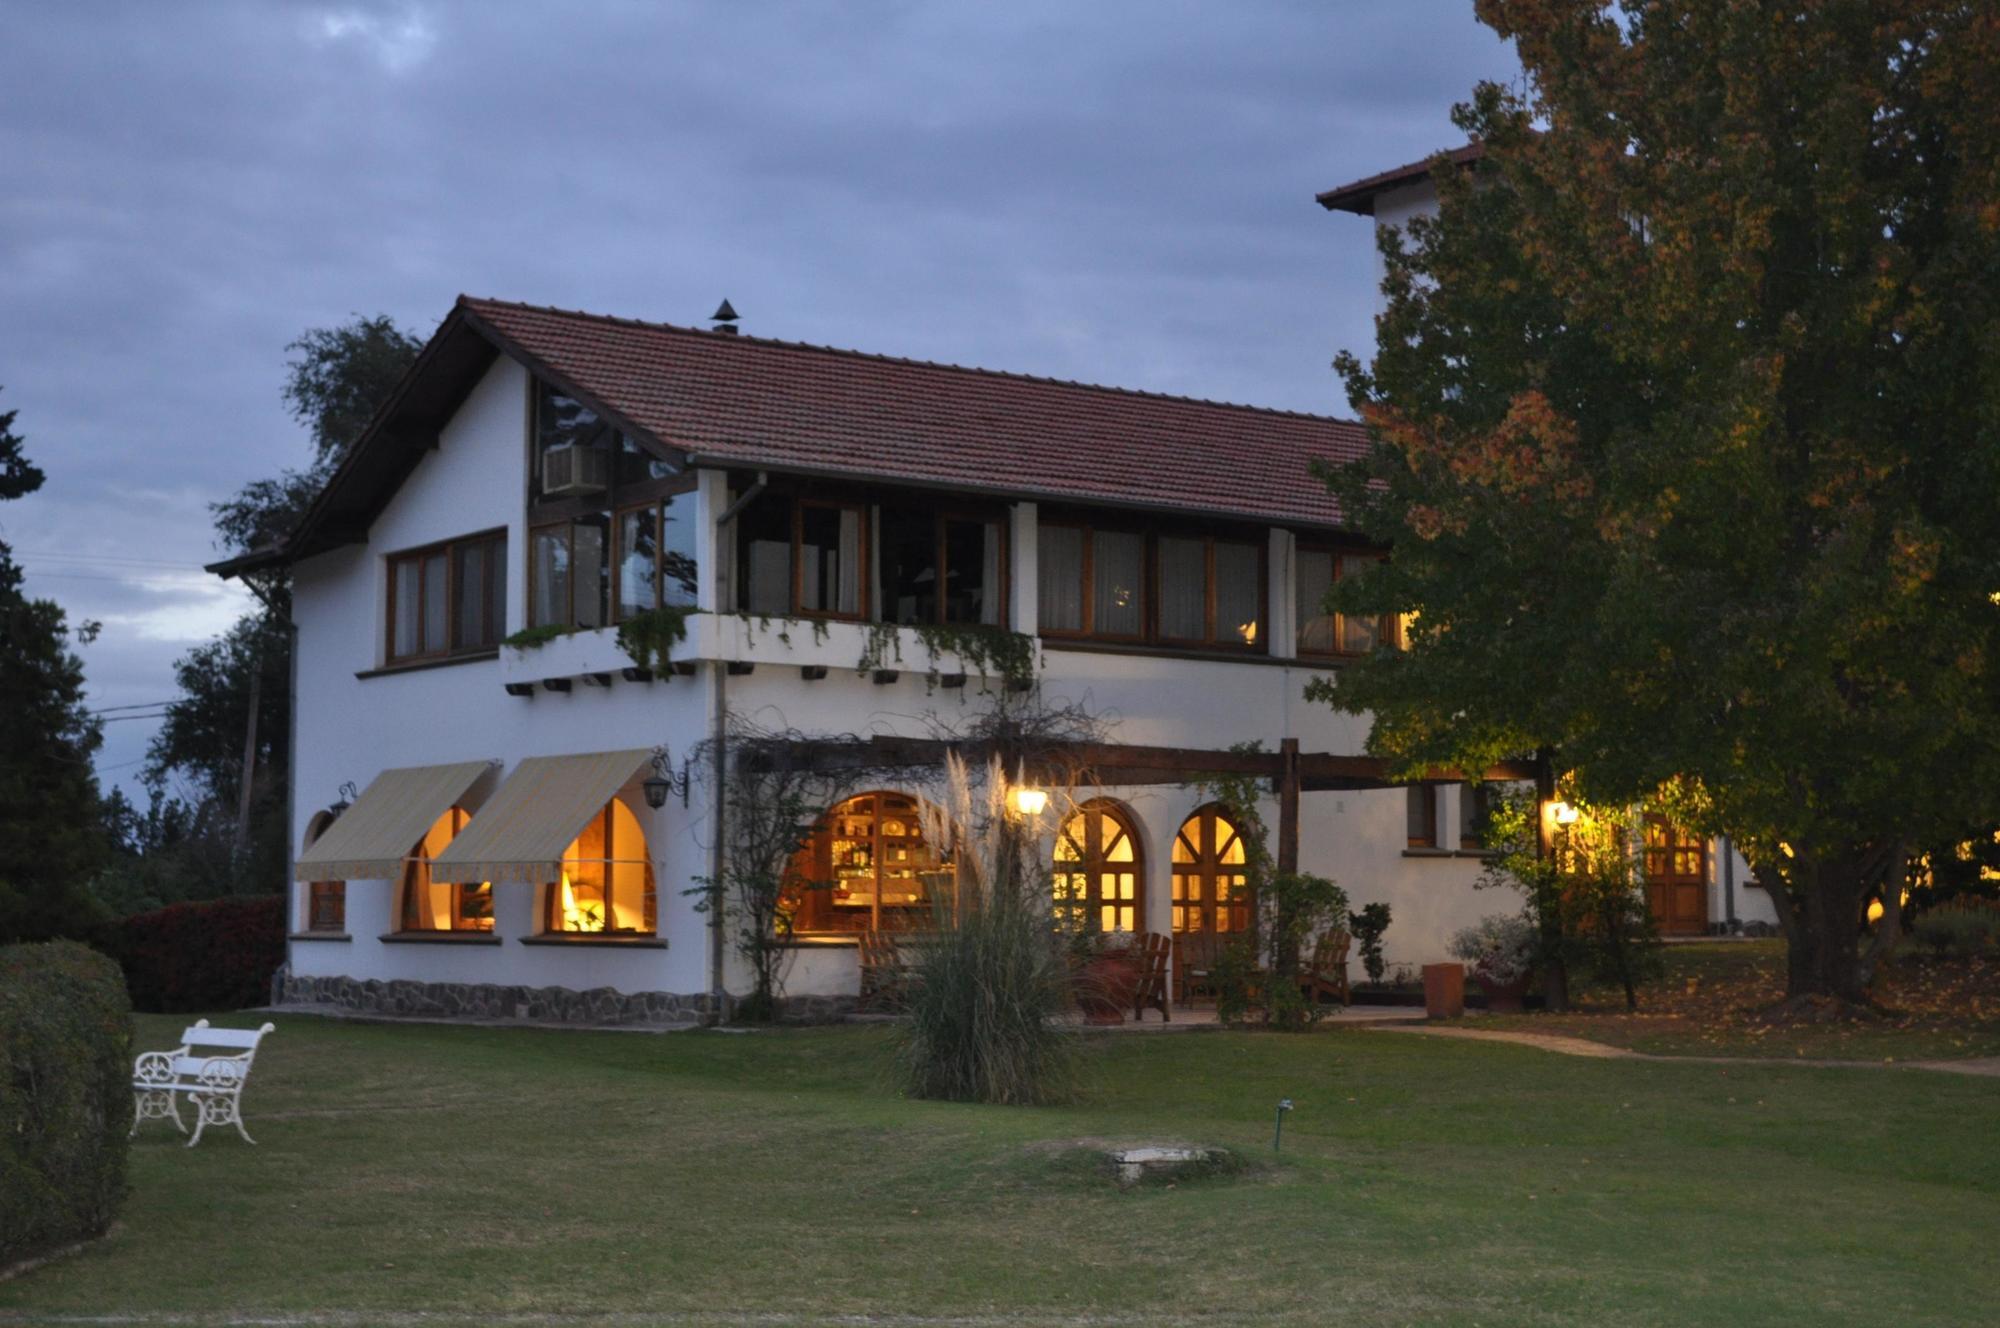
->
[529,379,690,631]
[880,507,1004,627]
[1037,520,1263,651]
[387,530,506,663]
[1296,547,1399,656]
[737,496,868,620]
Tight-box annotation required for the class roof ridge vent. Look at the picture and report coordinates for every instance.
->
[710,299,740,335]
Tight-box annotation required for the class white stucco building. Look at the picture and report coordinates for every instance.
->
[216,150,1768,1024]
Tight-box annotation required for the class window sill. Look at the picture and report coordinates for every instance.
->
[1041,639,1330,669]
[1401,847,1456,859]
[289,931,352,942]
[517,935,669,949]
[378,931,502,944]
[357,649,499,680]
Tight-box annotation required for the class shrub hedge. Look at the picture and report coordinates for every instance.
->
[0,941,132,1271]
[97,894,286,1012]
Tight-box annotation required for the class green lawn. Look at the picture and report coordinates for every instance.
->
[3,1012,1996,1327]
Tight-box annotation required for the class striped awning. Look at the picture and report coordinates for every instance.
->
[293,760,495,881]
[427,749,653,884]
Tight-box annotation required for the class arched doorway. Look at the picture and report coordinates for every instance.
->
[1171,804,1251,934]
[1052,800,1144,933]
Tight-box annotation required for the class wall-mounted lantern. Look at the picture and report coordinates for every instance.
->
[642,747,692,810]
[328,781,358,819]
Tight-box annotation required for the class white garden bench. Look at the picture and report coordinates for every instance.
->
[130,1019,276,1148]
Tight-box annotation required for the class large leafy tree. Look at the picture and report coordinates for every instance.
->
[0,389,109,940]
[138,316,421,898]
[1318,0,2000,1006]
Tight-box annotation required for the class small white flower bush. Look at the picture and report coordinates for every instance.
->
[1448,913,1538,985]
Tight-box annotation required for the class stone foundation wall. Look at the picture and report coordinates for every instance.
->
[277,972,854,1026]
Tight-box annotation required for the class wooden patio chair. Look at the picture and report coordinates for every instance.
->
[857,929,910,1011]
[1131,931,1171,1022]
[1299,929,1352,1006]
[1172,932,1224,1007]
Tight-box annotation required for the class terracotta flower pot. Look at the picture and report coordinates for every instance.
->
[1475,970,1532,1014]
[1075,953,1141,1025]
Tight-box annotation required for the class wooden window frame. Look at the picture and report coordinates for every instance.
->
[1170,803,1253,935]
[1154,534,1266,652]
[1038,518,1267,653]
[1295,542,1400,660]
[1052,799,1145,935]
[879,505,1011,629]
[540,801,658,936]
[399,808,493,934]
[792,498,871,622]
[1406,785,1440,849]
[785,791,949,936]
[611,482,701,625]
[385,528,507,666]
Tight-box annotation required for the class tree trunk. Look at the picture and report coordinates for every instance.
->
[1752,849,1877,1007]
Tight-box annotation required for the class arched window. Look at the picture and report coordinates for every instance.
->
[401,807,493,932]
[784,791,947,934]
[1052,801,1144,933]
[302,810,344,933]
[1171,805,1250,934]
[544,798,656,934]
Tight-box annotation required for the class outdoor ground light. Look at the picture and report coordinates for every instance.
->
[642,748,691,810]
[1009,786,1049,817]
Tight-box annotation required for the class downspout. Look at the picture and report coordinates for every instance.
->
[708,472,767,1023]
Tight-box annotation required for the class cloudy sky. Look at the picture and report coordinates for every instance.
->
[0,1,1516,796]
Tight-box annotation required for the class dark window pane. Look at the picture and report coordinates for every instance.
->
[943,518,1001,626]
[453,541,490,648]
[1038,525,1084,632]
[1296,550,1335,653]
[1339,554,1383,652]
[615,435,679,486]
[736,496,791,614]
[659,491,698,608]
[1157,537,1206,639]
[1214,542,1260,647]
[881,506,938,626]
[487,539,507,642]
[532,526,569,629]
[393,558,421,658]
[1406,786,1436,847]
[800,505,862,615]
[573,515,608,629]
[1092,531,1143,636]
[617,508,659,619]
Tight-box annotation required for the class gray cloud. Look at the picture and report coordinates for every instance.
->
[0,0,1516,794]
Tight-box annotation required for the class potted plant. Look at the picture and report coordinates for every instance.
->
[1448,913,1538,1013]
[1070,930,1142,1025]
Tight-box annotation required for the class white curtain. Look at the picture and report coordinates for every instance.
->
[1295,550,1335,653]
[1038,525,1084,631]
[1213,542,1259,646]
[1093,531,1143,635]
[1158,537,1206,639]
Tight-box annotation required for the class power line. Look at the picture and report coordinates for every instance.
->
[89,700,180,714]
[12,550,210,570]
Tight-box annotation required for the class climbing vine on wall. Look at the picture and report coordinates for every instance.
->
[614,605,697,674]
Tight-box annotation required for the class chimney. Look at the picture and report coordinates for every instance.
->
[710,299,740,335]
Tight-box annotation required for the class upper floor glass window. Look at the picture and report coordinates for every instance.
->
[616,491,699,617]
[1038,520,1262,651]
[735,495,867,620]
[880,507,1004,627]
[1296,547,1398,656]
[388,530,506,663]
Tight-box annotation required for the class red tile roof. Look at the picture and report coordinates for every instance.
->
[458,297,1367,530]
[1316,142,1485,215]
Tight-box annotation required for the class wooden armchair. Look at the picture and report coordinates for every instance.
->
[857,930,912,1011]
[1299,929,1352,1006]
[1131,931,1171,1022]
[1172,932,1224,1007]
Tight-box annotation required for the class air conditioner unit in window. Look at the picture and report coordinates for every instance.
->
[541,442,609,497]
